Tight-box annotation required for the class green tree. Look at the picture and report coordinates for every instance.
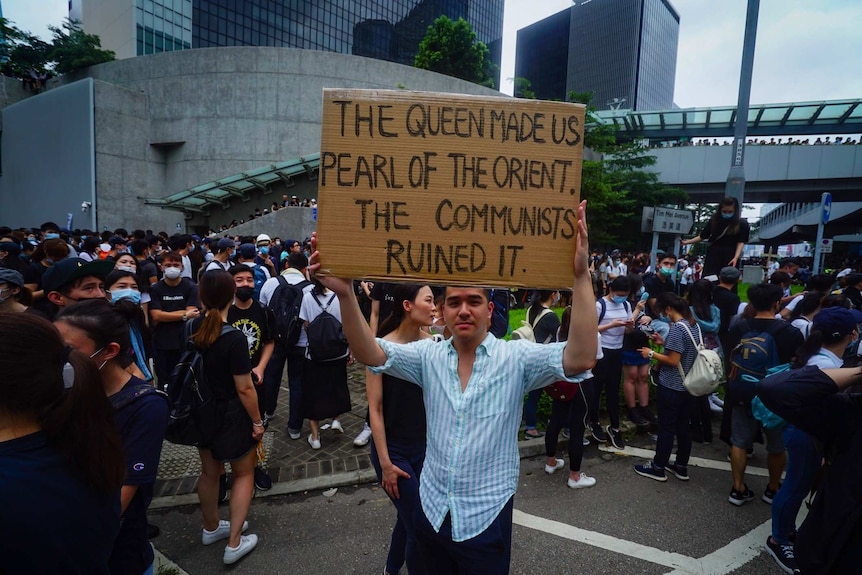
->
[48,19,114,75]
[414,16,497,89]
[511,77,535,99]
[567,91,687,249]
[0,17,113,80]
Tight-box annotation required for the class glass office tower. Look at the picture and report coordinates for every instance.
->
[192,0,503,77]
[515,0,678,111]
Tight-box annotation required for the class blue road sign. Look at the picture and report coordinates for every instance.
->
[823,193,832,224]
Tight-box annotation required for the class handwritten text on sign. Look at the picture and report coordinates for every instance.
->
[316,89,585,288]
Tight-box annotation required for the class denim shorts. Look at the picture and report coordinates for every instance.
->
[730,405,785,453]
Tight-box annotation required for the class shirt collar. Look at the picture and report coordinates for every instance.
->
[445,331,495,356]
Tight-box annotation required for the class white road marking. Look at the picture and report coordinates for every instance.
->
[598,445,772,478]
[513,509,703,572]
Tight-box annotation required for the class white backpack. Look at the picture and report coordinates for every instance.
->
[675,322,725,397]
[511,308,554,343]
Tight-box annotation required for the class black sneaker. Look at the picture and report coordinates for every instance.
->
[590,424,608,443]
[607,426,626,450]
[763,484,781,505]
[147,523,161,539]
[667,463,689,481]
[765,537,799,574]
[254,467,272,491]
[218,474,230,504]
[638,405,657,425]
[728,485,755,506]
[634,461,667,482]
[628,408,648,426]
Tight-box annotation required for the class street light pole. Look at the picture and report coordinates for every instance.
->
[725,0,760,206]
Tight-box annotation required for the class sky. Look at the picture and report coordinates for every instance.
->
[5,0,862,108]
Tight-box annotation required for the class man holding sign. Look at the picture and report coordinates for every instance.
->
[308,200,596,574]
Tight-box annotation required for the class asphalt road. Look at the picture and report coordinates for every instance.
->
[150,435,788,575]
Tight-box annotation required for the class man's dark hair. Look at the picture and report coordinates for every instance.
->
[113,228,129,238]
[228,264,253,277]
[129,239,149,257]
[444,286,491,301]
[769,271,791,286]
[146,236,162,247]
[286,252,308,270]
[806,273,835,292]
[779,258,800,269]
[40,222,60,232]
[747,283,783,312]
[167,235,186,251]
[132,229,146,240]
[659,253,677,263]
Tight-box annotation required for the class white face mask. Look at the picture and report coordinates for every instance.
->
[552,292,561,306]
[116,265,136,273]
[430,317,446,335]
[164,267,182,280]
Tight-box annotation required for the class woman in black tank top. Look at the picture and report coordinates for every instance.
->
[367,284,437,575]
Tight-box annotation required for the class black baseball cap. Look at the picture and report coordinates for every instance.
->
[42,258,114,294]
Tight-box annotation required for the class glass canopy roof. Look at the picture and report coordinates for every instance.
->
[595,99,862,138]
[140,153,320,213]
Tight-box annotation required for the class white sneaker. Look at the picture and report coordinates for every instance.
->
[353,423,372,447]
[308,434,321,450]
[582,437,590,446]
[710,393,724,408]
[567,473,597,489]
[709,393,724,413]
[544,458,565,475]
[223,534,258,565]
[331,419,344,433]
[201,520,248,545]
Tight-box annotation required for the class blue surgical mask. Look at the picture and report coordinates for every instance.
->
[111,288,141,305]
[660,266,674,277]
[44,233,60,240]
[611,295,627,304]
[259,246,270,256]
[721,212,734,219]
[659,313,670,322]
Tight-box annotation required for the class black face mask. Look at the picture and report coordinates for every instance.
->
[235,286,255,302]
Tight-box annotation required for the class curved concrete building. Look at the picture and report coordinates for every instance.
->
[0,47,501,233]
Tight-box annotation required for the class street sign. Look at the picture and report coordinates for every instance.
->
[651,207,694,234]
[820,239,833,253]
[823,192,832,225]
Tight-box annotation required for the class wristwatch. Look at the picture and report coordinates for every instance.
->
[182,312,188,321]
[648,350,655,359]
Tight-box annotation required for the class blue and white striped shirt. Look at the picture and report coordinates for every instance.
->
[370,333,590,541]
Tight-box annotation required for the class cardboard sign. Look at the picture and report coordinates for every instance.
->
[316,89,585,288]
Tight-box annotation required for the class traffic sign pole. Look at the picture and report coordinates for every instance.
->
[813,192,831,274]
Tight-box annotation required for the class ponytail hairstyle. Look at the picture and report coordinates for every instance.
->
[56,298,136,369]
[377,283,427,337]
[790,291,824,320]
[528,289,556,324]
[558,305,572,343]
[194,269,235,349]
[0,313,124,493]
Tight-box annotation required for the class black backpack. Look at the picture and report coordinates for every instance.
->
[306,293,349,362]
[268,276,311,348]
[164,324,235,446]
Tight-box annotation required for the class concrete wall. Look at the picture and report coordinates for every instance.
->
[0,79,96,229]
[44,47,504,231]
[0,76,32,113]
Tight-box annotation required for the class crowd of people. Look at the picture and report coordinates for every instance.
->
[650,135,861,148]
[212,194,317,232]
[2,196,862,574]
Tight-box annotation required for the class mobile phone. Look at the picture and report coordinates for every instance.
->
[640,291,650,302]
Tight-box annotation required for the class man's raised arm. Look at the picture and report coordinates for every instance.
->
[563,200,598,376]
[308,232,387,367]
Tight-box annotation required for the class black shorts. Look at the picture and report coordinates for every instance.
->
[209,398,257,462]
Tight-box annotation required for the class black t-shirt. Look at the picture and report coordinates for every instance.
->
[149,278,200,350]
[189,320,253,402]
[527,306,561,344]
[227,302,275,368]
[382,373,427,442]
[727,318,804,365]
[109,377,169,575]
[700,218,751,247]
[0,432,121,575]
[623,325,651,351]
[370,281,397,333]
[713,286,741,333]
[644,273,676,316]
[23,261,47,287]
[138,258,159,287]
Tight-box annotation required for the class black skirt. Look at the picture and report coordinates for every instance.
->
[209,398,257,462]
[301,356,351,420]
